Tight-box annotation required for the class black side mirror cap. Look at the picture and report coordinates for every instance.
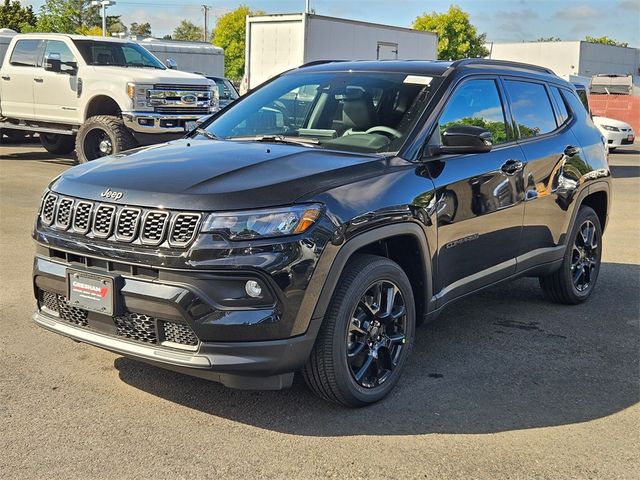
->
[44,53,61,73]
[436,125,493,155]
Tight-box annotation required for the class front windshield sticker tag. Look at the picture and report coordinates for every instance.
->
[404,75,433,85]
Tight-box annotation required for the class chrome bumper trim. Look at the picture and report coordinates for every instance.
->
[122,111,204,134]
[34,311,211,369]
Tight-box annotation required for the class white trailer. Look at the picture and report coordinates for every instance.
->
[138,38,224,77]
[244,13,438,91]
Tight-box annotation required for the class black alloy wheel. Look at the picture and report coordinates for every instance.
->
[347,280,408,388]
[571,219,599,292]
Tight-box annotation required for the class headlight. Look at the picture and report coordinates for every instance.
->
[126,82,153,110]
[601,125,620,132]
[202,204,322,240]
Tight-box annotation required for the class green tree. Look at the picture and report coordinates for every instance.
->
[212,5,264,81]
[585,35,628,48]
[172,19,203,41]
[27,0,101,34]
[0,0,37,32]
[107,15,127,36]
[536,37,562,42]
[130,22,151,37]
[413,5,489,60]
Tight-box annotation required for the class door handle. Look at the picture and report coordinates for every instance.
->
[1,75,10,81]
[564,145,580,157]
[501,159,524,175]
[34,77,44,83]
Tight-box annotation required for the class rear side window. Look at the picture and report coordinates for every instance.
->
[10,40,42,67]
[561,89,591,122]
[504,80,557,139]
[550,87,569,125]
[437,79,508,144]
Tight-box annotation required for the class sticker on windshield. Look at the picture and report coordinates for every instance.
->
[404,75,433,85]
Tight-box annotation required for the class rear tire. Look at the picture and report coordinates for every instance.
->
[539,206,602,304]
[303,254,416,407]
[76,115,137,163]
[39,133,76,155]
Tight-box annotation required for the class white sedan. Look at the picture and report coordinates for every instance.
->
[593,116,635,150]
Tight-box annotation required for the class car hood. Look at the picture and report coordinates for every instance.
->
[593,116,633,129]
[90,66,209,85]
[51,139,396,210]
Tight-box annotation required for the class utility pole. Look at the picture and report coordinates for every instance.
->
[91,0,116,37]
[305,0,310,14]
[202,5,210,42]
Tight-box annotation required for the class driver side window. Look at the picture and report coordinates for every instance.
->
[436,79,508,145]
[44,40,76,73]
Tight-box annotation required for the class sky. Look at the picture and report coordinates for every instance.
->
[17,0,640,47]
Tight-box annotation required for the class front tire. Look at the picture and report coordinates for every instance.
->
[39,133,76,155]
[76,115,137,163]
[303,254,416,407]
[539,206,602,304]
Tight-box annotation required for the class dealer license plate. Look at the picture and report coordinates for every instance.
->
[67,269,115,316]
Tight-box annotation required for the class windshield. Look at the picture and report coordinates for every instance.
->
[73,40,165,69]
[204,71,441,154]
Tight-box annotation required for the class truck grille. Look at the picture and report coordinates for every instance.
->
[39,290,199,350]
[40,193,201,248]
[154,84,210,91]
[154,106,210,115]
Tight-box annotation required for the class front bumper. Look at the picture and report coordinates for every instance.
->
[34,310,314,389]
[602,129,635,148]
[32,250,321,389]
[122,111,206,134]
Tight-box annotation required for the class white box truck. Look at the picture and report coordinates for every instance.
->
[243,13,438,92]
[138,38,224,77]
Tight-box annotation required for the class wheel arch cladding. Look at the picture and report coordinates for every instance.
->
[581,190,608,232]
[85,95,121,120]
[311,223,433,326]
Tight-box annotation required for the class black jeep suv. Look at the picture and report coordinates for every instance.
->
[33,59,610,406]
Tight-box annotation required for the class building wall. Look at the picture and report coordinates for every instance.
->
[486,42,582,76]
[589,94,640,133]
[578,42,639,77]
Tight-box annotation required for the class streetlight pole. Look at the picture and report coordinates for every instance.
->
[91,0,116,37]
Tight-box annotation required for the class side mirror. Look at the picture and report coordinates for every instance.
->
[44,53,61,73]
[166,58,178,70]
[437,125,493,155]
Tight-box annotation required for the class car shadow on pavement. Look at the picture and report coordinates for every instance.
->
[115,262,640,436]
[0,150,76,165]
[610,165,640,178]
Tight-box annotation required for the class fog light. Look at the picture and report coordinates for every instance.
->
[245,280,262,298]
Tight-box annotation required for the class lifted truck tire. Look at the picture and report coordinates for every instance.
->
[39,133,76,155]
[76,115,137,163]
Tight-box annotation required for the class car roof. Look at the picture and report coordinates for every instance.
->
[293,59,571,86]
[13,33,134,43]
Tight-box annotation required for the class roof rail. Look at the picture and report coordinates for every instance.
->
[450,58,555,75]
[298,59,347,69]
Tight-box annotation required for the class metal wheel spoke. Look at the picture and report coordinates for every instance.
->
[358,301,377,321]
[387,333,406,345]
[392,305,406,320]
[572,264,585,285]
[347,341,367,358]
[349,316,367,335]
[354,354,374,381]
[382,283,398,317]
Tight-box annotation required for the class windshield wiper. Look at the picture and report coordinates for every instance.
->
[195,128,219,141]
[227,135,320,147]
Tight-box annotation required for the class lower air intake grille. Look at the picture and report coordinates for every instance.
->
[162,321,199,347]
[114,312,157,343]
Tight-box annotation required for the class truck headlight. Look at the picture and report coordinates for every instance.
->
[126,82,153,110]
[202,204,323,240]
[601,125,620,132]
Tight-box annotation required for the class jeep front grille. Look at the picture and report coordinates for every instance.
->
[161,320,199,347]
[41,193,58,225]
[40,194,201,248]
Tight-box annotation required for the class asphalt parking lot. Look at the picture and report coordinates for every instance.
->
[1,141,638,479]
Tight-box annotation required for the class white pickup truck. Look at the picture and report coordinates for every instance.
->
[0,34,218,162]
